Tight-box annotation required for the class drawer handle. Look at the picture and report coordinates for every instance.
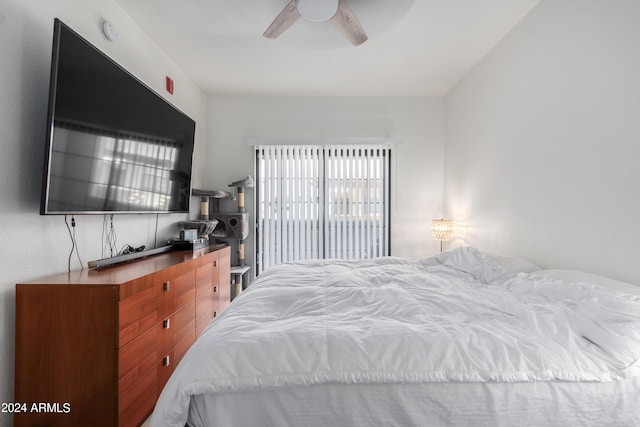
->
[213,311,218,318]
[163,319,171,329]
[163,355,170,366]
[163,281,171,292]
[213,286,218,293]
[214,260,219,267]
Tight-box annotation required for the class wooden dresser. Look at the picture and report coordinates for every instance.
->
[14,245,231,427]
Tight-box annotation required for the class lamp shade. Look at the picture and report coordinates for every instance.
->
[431,218,453,241]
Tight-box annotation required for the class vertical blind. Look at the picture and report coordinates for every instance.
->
[255,144,390,275]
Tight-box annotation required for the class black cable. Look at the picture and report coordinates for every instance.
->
[64,215,84,271]
[72,216,84,270]
[64,215,84,272]
[154,213,159,249]
[64,215,73,272]
[108,214,118,257]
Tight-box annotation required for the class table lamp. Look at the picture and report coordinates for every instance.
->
[431,218,453,252]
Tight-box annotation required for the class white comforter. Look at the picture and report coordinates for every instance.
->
[151,247,640,427]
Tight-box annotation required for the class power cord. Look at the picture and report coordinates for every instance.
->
[103,214,118,258]
[64,215,84,272]
[102,215,146,257]
[154,213,159,249]
[119,244,146,255]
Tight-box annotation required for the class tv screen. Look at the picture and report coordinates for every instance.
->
[40,19,195,215]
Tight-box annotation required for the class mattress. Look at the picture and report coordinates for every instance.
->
[150,247,640,427]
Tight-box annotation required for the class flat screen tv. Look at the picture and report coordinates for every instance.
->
[40,19,195,215]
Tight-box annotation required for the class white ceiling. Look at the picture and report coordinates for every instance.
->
[115,0,540,96]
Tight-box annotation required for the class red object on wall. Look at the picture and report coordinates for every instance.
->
[166,76,174,94]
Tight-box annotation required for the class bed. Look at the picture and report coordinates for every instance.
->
[150,247,640,426]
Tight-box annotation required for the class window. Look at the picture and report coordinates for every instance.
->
[255,144,391,275]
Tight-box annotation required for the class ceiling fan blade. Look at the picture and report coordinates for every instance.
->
[330,0,368,46]
[263,0,301,39]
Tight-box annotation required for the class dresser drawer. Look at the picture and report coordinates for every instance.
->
[119,285,158,348]
[195,307,221,338]
[159,301,195,356]
[157,332,195,395]
[118,324,159,393]
[159,267,195,318]
[118,365,157,427]
[195,262,218,330]
[119,300,196,390]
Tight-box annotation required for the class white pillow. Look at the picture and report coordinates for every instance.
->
[531,269,640,296]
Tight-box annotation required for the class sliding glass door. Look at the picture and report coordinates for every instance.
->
[255,144,391,275]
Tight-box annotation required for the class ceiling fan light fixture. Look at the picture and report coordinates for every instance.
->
[297,0,339,22]
[263,0,367,46]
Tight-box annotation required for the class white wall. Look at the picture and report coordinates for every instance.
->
[206,96,445,275]
[444,0,640,284]
[0,1,208,422]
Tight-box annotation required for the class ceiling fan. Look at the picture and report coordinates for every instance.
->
[263,0,368,46]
